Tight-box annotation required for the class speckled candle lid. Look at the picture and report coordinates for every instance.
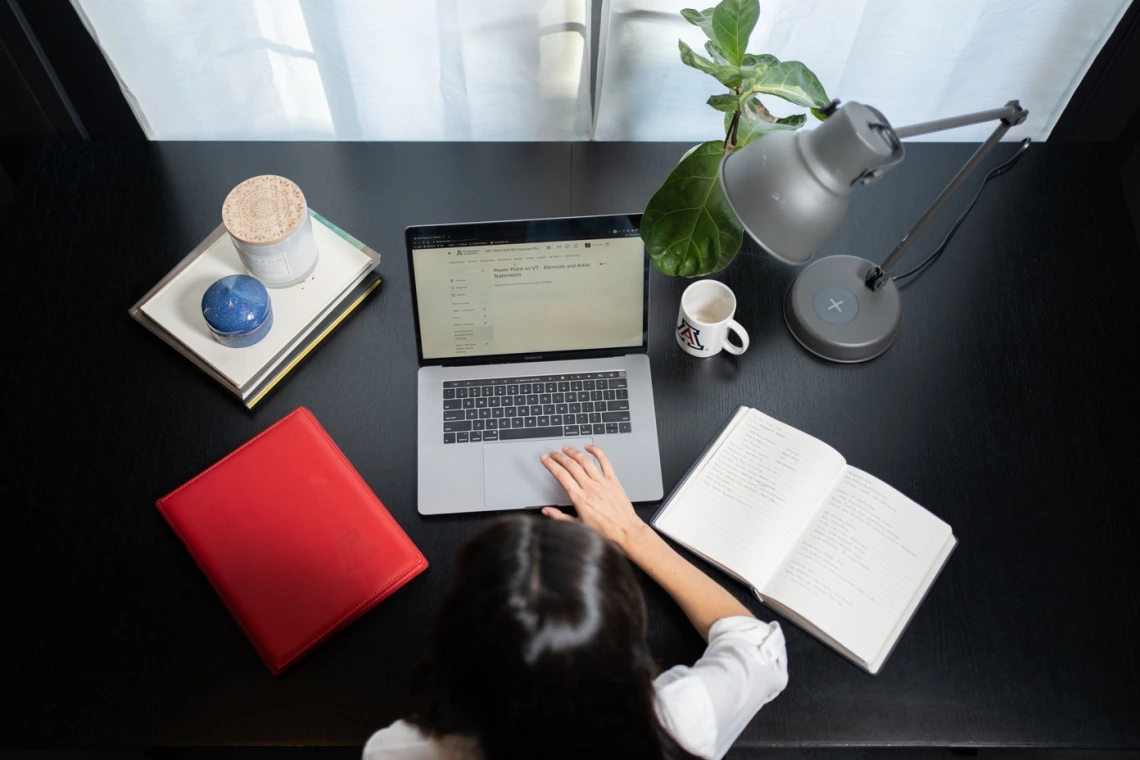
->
[202,274,272,336]
[201,274,274,348]
[222,175,308,246]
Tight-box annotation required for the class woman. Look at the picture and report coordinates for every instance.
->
[365,445,787,760]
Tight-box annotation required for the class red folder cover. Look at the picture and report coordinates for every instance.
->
[156,407,427,675]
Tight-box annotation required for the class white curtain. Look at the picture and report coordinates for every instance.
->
[594,0,1131,142]
[70,0,591,140]
[73,0,1128,142]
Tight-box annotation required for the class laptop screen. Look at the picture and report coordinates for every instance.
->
[407,215,646,363]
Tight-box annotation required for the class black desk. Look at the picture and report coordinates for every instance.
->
[2,142,1137,750]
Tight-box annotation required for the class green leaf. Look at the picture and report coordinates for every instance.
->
[681,7,717,41]
[810,107,828,121]
[711,0,760,66]
[642,141,743,277]
[727,106,806,148]
[742,53,779,67]
[740,60,830,109]
[706,94,738,112]
[704,40,731,65]
[679,40,745,87]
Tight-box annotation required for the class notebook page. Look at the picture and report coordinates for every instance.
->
[654,409,846,589]
[866,533,957,674]
[761,467,953,664]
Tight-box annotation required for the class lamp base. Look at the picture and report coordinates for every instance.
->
[784,255,902,363]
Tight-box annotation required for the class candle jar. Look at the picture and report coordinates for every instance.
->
[222,175,319,288]
[201,274,274,348]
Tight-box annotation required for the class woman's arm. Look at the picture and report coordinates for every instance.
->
[540,445,753,641]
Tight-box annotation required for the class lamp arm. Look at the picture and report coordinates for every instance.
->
[892,102,1026,139]
[864,100,1029,291]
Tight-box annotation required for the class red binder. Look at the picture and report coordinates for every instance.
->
[156,407,427,675]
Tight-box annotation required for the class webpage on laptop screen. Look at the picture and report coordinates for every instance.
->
[412,233,644,360]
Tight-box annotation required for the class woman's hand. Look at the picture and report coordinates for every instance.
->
[541,445,754,639]
[539,445,649,551]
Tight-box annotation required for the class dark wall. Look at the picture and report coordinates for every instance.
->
[0,32,54,203]
[1049,0,1140,239]
[1114,14,1140,241]
[12,0,143,140]
[0,2,59,208]
[1,0,143,215]
[1051,3,1140,144]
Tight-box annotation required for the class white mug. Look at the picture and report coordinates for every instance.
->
[675,280,750,357]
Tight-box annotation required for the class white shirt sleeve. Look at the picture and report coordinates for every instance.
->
[653,616,789,760]
[363,721,442,760]
[362,720,480,760]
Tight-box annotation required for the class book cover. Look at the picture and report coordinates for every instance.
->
[156,407,428,675]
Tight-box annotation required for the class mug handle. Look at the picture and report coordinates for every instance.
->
[722,319,750,355]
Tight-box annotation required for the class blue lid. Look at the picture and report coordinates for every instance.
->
[201,275,272,336]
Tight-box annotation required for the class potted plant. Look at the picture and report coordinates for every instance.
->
[641,0,831,277]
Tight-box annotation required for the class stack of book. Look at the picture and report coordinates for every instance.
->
[130,211,380,408]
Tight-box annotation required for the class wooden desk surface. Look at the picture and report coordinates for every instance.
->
[2,141,1136,749]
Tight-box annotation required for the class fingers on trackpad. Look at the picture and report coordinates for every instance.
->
[483,437,593,509]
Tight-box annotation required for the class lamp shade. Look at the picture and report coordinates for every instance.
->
[719,102,902,265]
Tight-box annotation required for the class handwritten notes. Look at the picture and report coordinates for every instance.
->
[655,409,845,588]
[763,467,953,663]
[653,408,956,672]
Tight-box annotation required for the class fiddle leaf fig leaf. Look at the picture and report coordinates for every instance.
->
[742,53,779,68]
[705,40,731,65]
[726,105,806,148]
[711,0,759,66]
[641,141,743,277]
[680,7,717,41]
[647,0,829,277]
[707,94,739,112]
[740,61,830,109]
[679,40,745,87]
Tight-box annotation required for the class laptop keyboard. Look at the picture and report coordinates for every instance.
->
[442,371,631,444]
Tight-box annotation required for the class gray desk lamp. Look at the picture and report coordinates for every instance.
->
[720,99,1029,363]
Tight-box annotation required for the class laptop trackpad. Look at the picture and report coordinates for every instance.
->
[484,438,594,510]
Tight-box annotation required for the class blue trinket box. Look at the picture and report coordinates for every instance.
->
[201,275,274,348]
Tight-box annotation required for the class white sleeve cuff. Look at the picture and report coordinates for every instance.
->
[655,617,789,760]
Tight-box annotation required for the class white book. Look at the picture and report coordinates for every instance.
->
[652,407,956,674]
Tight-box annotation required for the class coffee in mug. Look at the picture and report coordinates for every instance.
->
[675,280,749,357]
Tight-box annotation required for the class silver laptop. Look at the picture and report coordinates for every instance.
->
[408,214,664,515]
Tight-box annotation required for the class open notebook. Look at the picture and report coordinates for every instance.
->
[653,407,956,674]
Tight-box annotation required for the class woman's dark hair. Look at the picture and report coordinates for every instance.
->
[408,516,700,760]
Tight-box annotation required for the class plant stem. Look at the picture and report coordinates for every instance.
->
[724,111,741,150]
[724,83,743,150]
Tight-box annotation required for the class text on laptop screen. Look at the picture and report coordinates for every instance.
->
[411,228,645,360]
